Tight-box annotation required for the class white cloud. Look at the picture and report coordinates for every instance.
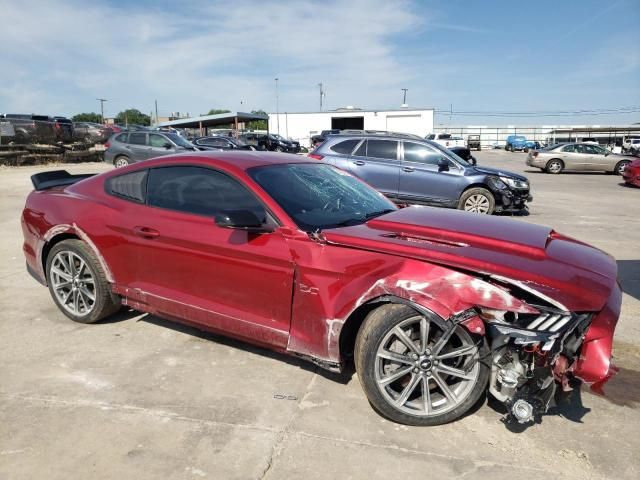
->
[0,0,421,117]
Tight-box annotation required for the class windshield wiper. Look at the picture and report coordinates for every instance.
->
[363,209,395,220]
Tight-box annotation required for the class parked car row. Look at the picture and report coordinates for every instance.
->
[0,113,128,145]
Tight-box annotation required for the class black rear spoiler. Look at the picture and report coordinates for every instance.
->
[31,170,96,191]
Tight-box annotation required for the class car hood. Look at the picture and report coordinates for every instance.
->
[471,165,528,182]
[323,207,617,312]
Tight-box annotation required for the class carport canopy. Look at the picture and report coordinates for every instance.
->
[157,111,269,136]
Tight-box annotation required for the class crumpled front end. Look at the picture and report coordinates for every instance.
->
[480,276,621,426]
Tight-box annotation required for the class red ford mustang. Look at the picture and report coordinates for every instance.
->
[622,158,640,187]
[21,152,621,426]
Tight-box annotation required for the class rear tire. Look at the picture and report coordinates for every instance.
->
[458,187,495,214]
[545,159,564,174]
[46,239,119,324]
[355,304,489,426]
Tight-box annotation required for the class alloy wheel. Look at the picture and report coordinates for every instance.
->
[374,315,480,417]
[49,251,96,316]
[464,194,490,213]
[548,161,562,173]
[617,161,630,175]
[114,157,129,168]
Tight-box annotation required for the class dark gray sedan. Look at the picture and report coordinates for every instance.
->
[311,133,531,215]
[104,131,197,168]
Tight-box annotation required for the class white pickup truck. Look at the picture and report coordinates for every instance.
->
[426,133,466,148]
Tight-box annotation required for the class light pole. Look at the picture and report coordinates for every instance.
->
[401,88,408,105]
[275,77,280,134]
[97,98,107,124]
[318,82,324,111]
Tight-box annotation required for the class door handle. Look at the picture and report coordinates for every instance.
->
[353,160,365,166]
[133,226,160,239]
[403,167,415,172]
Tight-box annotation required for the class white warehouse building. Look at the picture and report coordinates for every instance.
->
[268,107,434,148]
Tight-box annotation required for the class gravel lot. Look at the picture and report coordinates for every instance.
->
[1,150,639,480]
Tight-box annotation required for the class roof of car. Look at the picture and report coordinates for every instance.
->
[127,151,315,172]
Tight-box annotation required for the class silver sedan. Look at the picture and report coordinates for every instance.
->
[526,143,635,175]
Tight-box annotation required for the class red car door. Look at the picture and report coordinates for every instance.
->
[131,165,294,348]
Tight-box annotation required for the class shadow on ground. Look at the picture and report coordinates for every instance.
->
[101,307,354,384]
[617,260,640,301]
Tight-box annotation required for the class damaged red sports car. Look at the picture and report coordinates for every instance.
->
[21,152,621,426]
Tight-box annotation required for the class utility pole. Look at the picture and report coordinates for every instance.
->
[97,98,107,124]
[155,99,159,125]
[275,77,280,135]
[401,88,408,105]
[318,82,324,111]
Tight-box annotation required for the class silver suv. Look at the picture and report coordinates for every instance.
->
[104,131,197,168]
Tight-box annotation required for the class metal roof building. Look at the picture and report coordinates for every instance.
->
[157,111,269,136]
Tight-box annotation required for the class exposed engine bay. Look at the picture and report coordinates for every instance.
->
[474,278,595,426]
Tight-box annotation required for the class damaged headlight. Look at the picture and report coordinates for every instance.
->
[500,177,529,189]
[486,176,508,190]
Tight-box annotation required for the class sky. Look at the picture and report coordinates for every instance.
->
[1,0,639,125]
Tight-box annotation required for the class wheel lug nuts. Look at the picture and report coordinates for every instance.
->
[424,348,431,355]
[413,368,419,373]
[411,353,418,360]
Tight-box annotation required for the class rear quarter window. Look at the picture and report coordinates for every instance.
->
[105,170,148,203]
[115,133,128,142]
[330,139,360,155]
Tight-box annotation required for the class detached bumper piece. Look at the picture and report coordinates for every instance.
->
[495,189,532,213]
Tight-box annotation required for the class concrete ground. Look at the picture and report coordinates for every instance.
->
[1,151,639,480]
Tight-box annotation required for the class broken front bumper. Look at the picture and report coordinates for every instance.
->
[573,281,622,389]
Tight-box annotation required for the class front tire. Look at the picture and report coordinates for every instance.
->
[114,156,130,168]
[46,239,119,324]
[458,187,495,214]
[615,160,631,176]
[355,304,489,426]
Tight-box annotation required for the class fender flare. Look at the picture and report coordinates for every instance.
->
[39,223,115,284]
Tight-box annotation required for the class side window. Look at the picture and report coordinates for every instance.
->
[366,140,398,161]
[330,139,360,155]
[147,166,264,218]
[105,170,148,203]
[149,134,169,148]
[115,133,128,142]
[562,144,576,153]
[584,145,601,155]
[353,139,367,157]
[129,132,147,145]
[403,142,444,165]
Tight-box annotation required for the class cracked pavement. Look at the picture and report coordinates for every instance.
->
[1,151,639,479]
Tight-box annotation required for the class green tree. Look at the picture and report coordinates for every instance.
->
[115,109,151,126]
[247,109,268,130]
[207,109,231,115]
[72,112,103,123]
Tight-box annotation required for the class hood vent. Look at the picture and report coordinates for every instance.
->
[381,232,468,248]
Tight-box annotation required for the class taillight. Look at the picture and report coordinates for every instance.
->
[308,153,324,160]
[104,142,111,149]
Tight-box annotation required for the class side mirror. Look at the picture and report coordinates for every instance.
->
[437,157,450,172]
[163,142,173,149]
[214,209,272,233]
